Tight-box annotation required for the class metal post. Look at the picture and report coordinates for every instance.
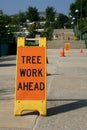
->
[80,0,82,41]
[75,9,79,37]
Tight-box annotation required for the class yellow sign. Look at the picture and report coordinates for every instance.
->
[65,43,70,52]
[14,37,47,116]
[39,38,46,47]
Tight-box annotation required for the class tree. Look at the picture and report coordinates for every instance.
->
[55,13,68,29]
[46,6,55,22]
[18,11,26,24]
[69,0,87,18]
[64,19,72,29]
[69,0,87,38]
[82,18,87,34]
[11,15,20,25]
[27,23,36,38]
[69,3,77,16]
[40,27,53,40]
[26,7,39,22]
[0,11,11,35]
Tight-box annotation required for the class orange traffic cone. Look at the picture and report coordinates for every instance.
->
[80,49,83,53]
[60,47,65,57]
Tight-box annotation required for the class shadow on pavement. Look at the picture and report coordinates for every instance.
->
[47,73,60,76]
[0,63,16,67]
[0,56,16,67]
[0,56,16,62]
[47,99,87,116]
[22,111,39,116]
[0,88,14,100]
[18,99,87,116]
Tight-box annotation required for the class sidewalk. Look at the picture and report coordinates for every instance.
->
[0,49,87,130]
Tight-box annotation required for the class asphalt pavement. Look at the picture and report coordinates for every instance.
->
[0,49,87,130]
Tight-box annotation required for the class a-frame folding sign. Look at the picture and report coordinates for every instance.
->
[65,43,70,53]
[14,37,46,116]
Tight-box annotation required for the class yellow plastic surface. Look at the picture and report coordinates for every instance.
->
[14,37,47,116]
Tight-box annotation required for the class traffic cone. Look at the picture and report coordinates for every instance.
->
[60,47,65,57]
[80,49,83,53]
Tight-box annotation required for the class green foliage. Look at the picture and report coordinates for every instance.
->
[55,13,68,29]
[46,6,55,22]
[0,13,10,35]
[69,3,77,16]
[75,0,87,17]
[11,15,19,25]
[25,41,36,46]
[46,27,53,40]
[0,6,70,40]
[69,0,87,18]
[64,19,72,29]
[82,18,87,34]
[18,11,26,24]
[40,27,53,40]
[69,0,87,38]
[27,23,36,38]
[26,7,39,22]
